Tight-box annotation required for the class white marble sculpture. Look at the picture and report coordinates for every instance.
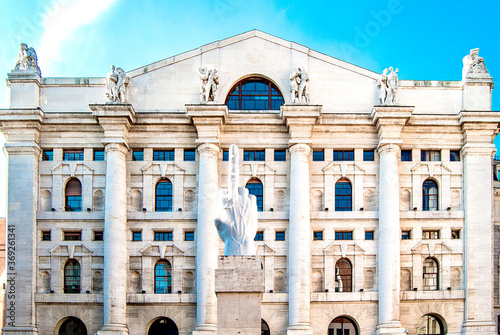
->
[215,144,258,256]
[14,43,41,76]
[290,67,309,104]
[105,65,127,103]
[386,66,399,105]
[377,68,388,104]
[199,67,219,102]
[462,48,489,79]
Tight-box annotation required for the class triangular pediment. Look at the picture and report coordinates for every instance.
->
[51,162,94,176]
[323,242,365,257]
[322,161,365,176]
[140,243,184,258]
[410,162,452,177]
[141,161,185,176]
[49,243,93,258]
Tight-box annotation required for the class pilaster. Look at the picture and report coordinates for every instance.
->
[460,111,500,335]
[0,109,43,335]
[371,106,413,335]
[91,103,135,335]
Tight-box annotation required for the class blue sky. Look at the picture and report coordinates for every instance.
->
[0,0,500,216]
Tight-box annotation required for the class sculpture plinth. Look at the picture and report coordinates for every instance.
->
[215,256,264,335]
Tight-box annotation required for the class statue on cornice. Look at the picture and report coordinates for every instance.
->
[215,144,258,256]
[105,65,127,103]
[386,66,399,105]
[462,48,489,79]
[199,67,219,102]
[14,43,41,76]
[377,68,389,104]
[290,67,309,104]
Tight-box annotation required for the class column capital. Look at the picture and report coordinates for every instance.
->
[103,141,129,155]
[459,111,500,144]
[197,142,220,159]
[371,106,413,142]
[186,104,227,142]
[289,143,311,156]
[90,103,135,148]
[281,105,322,140]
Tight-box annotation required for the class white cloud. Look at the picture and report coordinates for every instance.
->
[38,0,117,74]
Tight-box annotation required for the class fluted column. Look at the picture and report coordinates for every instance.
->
[376,143,404,334]
[101,142,129,333]
[287,143,312,335]
[193,143,219,334]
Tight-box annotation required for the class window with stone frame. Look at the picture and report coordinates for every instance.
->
[246,179,263,211]
[422,230,440,240]
[155,179,173,212]
[64,259,81,293]
[65,178,82,212]
[423,257,439,290]
[335,258,352,292]
[421,150,441,161]
[422,179,438,211]
[226,77,284,110]
[154,260,172,293]
[335,179,352,211]
[63,149,84,161]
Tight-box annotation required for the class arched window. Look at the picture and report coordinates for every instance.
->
[148,317,179,335]
[261,319,270,335]
[335,258,352,292]
[246,179,263,212]
[328,316,359,335]
[416,314,445,335]
[58,317,87,335]
[422,179,438,211]
[226,78,284,110]
[64,260,81,293]
[155,179,172,212]
[155,260,172,294]
[335,179,352,211]
[65,179,82,212]
[423,257,439,290]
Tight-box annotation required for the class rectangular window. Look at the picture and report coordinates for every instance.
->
[153,149,175,161]
[313,231,323,240]
[42,230,51,241]
[132,231,142,241]
[185,231,195,241]
[335,231,353,240]
[313,150,324,161]
[63,149,84,161]
[184,149,196,161]
[154,231,173,241]
[365,231,374,240]
[132,149,144,161]
[274,149,286,161]
[451,229,461,239]
[423,230,440,239]
[64,231,82,241]
[333,150,354,161]
[275,231,285,241]
[223,150,229,161]
[401,150,412,161]
[421,150,441,161]
[450,150,460,162]
[255,231,264,241]
[401,230,411,240]
[93,149,105,161]
[363,149,375,161]
[93,231,103,241]
[42,149,53,161]
[244,150,265,161]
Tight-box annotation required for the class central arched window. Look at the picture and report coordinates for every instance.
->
[423,179,438,211]
[64,260,81,293]
[226,78,284,110]
[155,260,172,293]
[156,179,172,212]
[65,178,82,212]
[335,179,352,211]
[246,179,263,212]
[335,258,352,292]
[423,257,439,290]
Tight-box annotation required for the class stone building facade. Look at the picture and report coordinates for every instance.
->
[0,31,499,335]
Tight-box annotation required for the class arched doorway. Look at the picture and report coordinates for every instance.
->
[416,314,445,334]
[328,316,358,335]
[261,318,270,335]
[58,317,87,335]
[148,317,179,335]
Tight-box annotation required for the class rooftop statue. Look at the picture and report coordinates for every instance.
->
[378,66,398,105]
[462,48,489,79]
[215,144,258,256]
[14,43,41,76]
[290,67,309,104]
[199,67,219,102]
[105,65,127,103]
[377,68,389,104]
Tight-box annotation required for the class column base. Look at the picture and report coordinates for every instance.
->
[96,324,129,335]
[287,323,313,335]
[192,324,217,335]
[462,320,496,335]
[2,327,39,335]
[376,322,407,335]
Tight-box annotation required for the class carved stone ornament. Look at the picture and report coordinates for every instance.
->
[462,48,489,79]
[105,65,128,103]
[199,67,219,102]
[13,43,41,76]
[215,144,258,256]
[289,67,309,104]
[377,66,398,105]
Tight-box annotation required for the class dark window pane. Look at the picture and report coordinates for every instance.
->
[402,231,411,239]
[422,179,438,211]
[155,261,172,293]
[313,231,323,240]
[335,259,352,292]
[154,231,173,241]
[421,150,441,161]
[223,150,229,161]
[94,231,103,241]
[156,180,173,212]
[185,231,194,241]
[450,150,460,161]
[246,180,263,211]
[244,150,265,161]
[132,149,144,161]
[153,150,175,161]
[64,260,81,293]
[363,150,374,161]
[64,232,81,241]
[93,149,104,161]
[42,231,51,241]
[335,232,353,240]
[254,231,264,241]
[275,231,285,241]
[335,180,352,211]
[365,231,374,240]
[401,150,412,161]
[226,78,284,111]
[132,231,142,241]
[63,150,84,161]
[333,150,354,161]
[42,149,53,161]
[184,149,196,161]
[313,150,324,161]
[274,150,286,161]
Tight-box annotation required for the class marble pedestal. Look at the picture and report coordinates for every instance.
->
[215,256,264,335]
